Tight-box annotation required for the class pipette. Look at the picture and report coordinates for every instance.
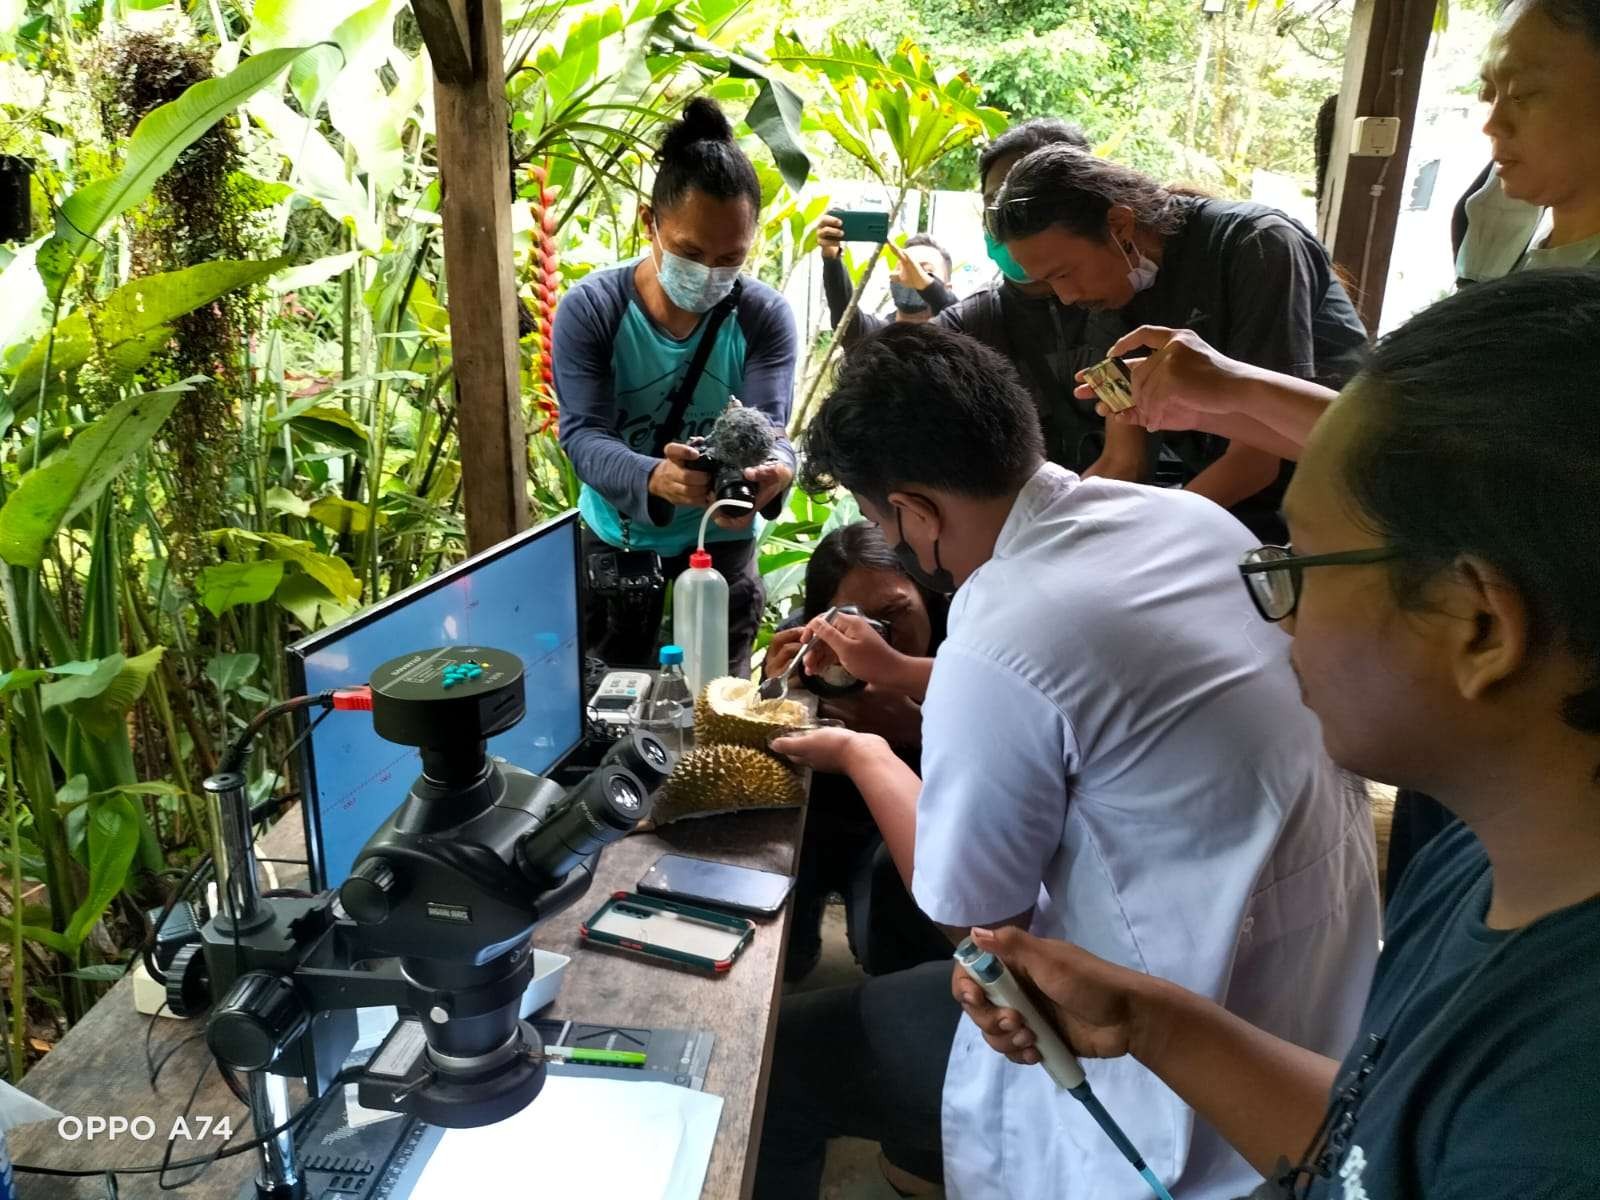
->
[954,936,1177,1200]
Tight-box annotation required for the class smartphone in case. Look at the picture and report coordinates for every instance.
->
[580,891,756,974]
[638,853,795,917]
[829,208,890,243]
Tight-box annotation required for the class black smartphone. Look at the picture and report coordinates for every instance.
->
[828,208,890,244]
[637,854,796,917]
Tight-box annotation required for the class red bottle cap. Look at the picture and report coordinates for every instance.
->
[689,550,713,570]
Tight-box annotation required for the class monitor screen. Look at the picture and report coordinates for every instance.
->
[288,511,583,888]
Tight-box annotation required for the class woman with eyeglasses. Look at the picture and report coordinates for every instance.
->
[764,521,952,982]
[986,144,1369,542]
[956,268,1600,1200]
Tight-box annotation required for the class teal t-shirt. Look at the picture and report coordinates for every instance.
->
[553,261,798,554]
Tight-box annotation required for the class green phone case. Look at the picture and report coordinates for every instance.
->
[829,208,890,243]
[580,891,756,974]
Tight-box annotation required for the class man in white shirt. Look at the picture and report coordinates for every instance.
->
[757,323,1380,1200]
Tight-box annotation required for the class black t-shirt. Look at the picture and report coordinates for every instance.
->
[935,287,1126,473]
[825,253,1121,472]
[1126,198,1369,536]
[838,262,1126,473]
[1299,822,1600,1200]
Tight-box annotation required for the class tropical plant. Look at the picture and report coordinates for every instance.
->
[0,0,992,1075]
[767,34,1006,430]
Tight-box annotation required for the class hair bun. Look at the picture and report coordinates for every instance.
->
[657,97,735,163]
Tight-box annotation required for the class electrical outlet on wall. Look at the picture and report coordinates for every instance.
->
[1352,117,1402,157]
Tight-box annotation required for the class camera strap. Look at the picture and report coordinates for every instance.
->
[650,279,743,457]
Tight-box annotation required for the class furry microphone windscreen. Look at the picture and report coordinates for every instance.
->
[706,404,775,468]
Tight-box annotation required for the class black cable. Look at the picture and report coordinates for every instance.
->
[149,1032,206,1089]
[155,1051,219,1190]
[13,1066,364,1180]
[144,1003,207,1091]
[219,1061,250,1107]
[140,855,213,985]
[138,707,330,985]
[220,692,331,775]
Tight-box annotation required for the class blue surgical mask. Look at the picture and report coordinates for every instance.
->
[1118,239,1158,294]
[889,281,928,312]
[984,229,1031,284]
[653,233,740,314]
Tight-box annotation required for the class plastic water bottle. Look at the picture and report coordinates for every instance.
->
[673,550,729,696]
[652,645,696,728]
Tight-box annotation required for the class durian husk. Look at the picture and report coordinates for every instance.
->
[694,676,810,749]
[655,743,806,824]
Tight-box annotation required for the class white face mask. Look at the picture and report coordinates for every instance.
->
[1118,239,1158,294]
[652,232,740,314]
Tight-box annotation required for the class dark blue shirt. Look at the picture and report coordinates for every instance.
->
[1304,822,1600,1199]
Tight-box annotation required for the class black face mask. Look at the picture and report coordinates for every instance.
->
[889,281,928,313]
[894,510,956,596]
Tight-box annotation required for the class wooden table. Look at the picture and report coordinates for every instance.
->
[11,801,805,1198]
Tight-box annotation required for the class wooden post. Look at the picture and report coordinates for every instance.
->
[1319,0,1439,333]
[417,0,529,552]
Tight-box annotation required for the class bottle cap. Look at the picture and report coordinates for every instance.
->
[659,644,685,666]
[689,550,713,570]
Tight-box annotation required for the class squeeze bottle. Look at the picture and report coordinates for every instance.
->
[674,498,754,694]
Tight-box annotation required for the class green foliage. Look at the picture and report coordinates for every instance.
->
[36,45,316,296]
[0,0,991,1073]
[0,383,188,567]
[44,647,166,739]
[5,259,291,406]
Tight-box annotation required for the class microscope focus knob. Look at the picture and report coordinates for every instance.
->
[163,943,211,1018]
[207,972,309,1072]
[340,857,399,924]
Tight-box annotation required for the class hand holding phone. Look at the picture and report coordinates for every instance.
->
[828,208,890,244]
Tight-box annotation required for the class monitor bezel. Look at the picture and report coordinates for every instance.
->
[286,508,584,891]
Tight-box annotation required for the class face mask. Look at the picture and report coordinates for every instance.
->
[889,281,929,312]
[894,510,957,597]
[1117,239,1158,294]
[984,229,1031,284]
[653,232,740,314]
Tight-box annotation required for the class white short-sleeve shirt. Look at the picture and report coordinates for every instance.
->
[913,464,1381,1200]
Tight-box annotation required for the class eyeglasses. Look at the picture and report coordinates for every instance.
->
[1238,545,1400,623]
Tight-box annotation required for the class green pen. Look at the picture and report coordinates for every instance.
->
[545,1045,647,1067]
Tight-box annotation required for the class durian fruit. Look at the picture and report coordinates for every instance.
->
[655,744,806,824]
[695,676,809,749]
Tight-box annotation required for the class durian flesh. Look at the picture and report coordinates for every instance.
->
[695,677,809,749]
[657,744,806,823]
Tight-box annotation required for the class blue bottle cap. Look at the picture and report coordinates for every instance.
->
[659,645,685,666]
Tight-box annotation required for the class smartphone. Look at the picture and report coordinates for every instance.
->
[581,892,756,973]
[829,208,890,244]
[638,853,795,917]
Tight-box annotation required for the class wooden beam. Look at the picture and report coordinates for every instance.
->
[1319,0,1440,332]
[426,0,530,552]
[411,0,473,86]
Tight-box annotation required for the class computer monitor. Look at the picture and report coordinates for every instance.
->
[287,510,584,889]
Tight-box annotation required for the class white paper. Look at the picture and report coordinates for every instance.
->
[0,1080,61,1134]
[409,1076,723,1200]
[341,1083,404,1130]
